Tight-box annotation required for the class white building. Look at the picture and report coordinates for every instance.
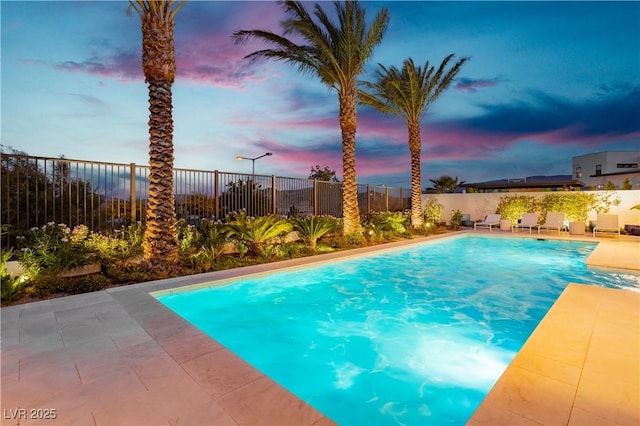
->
[572,151,640,189]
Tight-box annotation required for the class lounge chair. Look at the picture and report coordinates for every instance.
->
[474,214,501,232]
[538,212,565,235]
[593,214,620,237]
[512,212,540,233]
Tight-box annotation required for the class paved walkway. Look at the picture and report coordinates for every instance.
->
[1,232,638,425]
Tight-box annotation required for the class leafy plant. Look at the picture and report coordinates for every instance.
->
[277,242,311,258]
[621,178,632,190]
[122,222,145,248]
[1,250,25,304]
[17,223,97,278]
[539,192,620,223]
[86,224,144,263]
[189,247,219,271]
[291,216,337,250]
[365,211,409,235]
[362,223,381,242]
[423,197,443,225]
[223,213,293,257]
[495,195,539,223]
[176,219,201,257]
[199,220,228,252]
[450,209,463,230]
[64,275,111,294]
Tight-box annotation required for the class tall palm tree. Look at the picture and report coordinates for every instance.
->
[359,55,468,228]
[232,1,389,235]
[128,0,186,263]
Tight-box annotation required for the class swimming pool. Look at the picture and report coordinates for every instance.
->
[156,235,639,425]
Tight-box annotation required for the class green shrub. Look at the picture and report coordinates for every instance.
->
[291,216,338,250]
[330,232,365,249]
[365,211,409,235]
[18,223,97,278]
[223,213,293,257]
[1,250,25,304]
[177,219,202,257]
[540,192,620,223]
[103,263,154,284]
[25,273,109,298]
[495,195,539,223]
[87,231,142,263]
[27,275,65,298]
[200,220,228,251]
[450,209,463,229]
[64,275,111,294]
[277,242,310,258]
[423,197,443,225]
[189,247,220,272]
[363,222,384,243]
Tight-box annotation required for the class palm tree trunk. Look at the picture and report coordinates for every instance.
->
[143,79,178,262]
[339,86,361,234]
[408,122,423,228]
[139,5,179,264]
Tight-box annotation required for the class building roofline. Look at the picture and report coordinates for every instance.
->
[573,150,640,159]
[463,180,584,189]
[589,170,640,178]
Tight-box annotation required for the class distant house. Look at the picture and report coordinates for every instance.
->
[572,151,640,189]
[462,175,584,193]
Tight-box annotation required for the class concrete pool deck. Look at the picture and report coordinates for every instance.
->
[1,231,638,425]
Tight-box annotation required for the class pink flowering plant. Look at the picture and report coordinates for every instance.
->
[17,222,96,278]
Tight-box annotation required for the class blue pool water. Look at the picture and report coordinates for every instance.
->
[157,236,639,425]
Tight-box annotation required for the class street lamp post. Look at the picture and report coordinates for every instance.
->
[235,152,273,175]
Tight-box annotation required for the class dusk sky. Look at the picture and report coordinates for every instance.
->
[2,1,639,188]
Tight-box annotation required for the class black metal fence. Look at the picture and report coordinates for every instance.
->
[1,153,410,236]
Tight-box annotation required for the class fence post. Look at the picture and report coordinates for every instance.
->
[130,163,137,224]
[214,170,219,220]
[313,180,318,216]
[385,186,389,212]
[271,175,277,215]
[366,184,370,213]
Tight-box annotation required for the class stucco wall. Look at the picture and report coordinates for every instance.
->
[422,190,640,226]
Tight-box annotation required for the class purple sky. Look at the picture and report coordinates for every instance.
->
[2,1,639,187]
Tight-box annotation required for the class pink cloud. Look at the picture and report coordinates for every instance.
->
[45,3,286,88]
[52,50,141,82]
[454,78,501,92]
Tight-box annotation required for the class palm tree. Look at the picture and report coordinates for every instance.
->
[429,175,467,194]
[359,55,468,228]
[232,1,389,235]
[128,0,185,264]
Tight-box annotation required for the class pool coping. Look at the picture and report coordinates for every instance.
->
[1,231,638,425]
[467,283,639,425]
